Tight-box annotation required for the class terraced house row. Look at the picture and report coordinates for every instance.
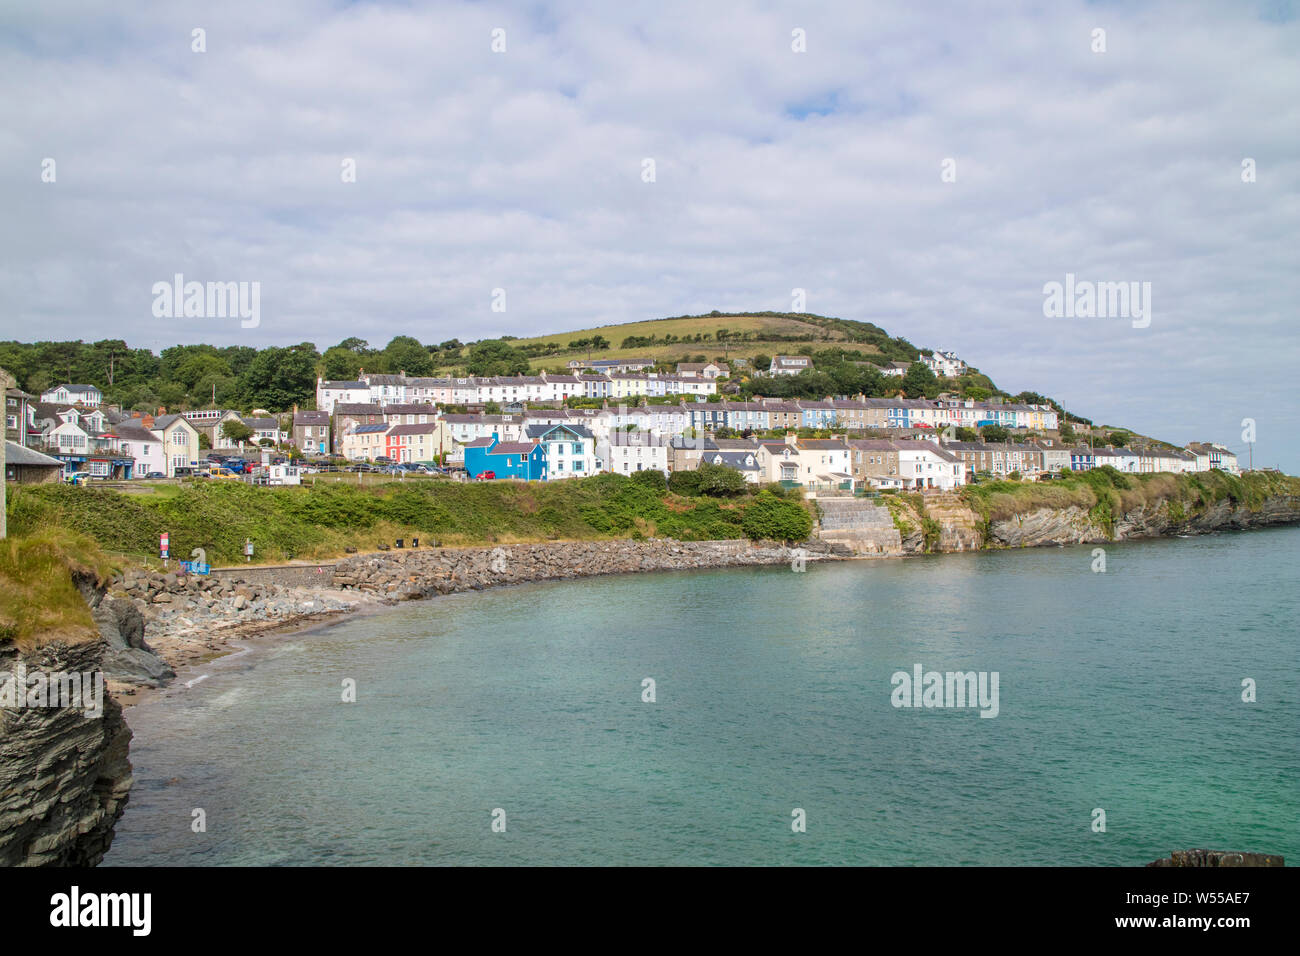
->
[315,370,717,413]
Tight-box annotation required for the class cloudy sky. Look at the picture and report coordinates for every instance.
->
[1,0,1297,468]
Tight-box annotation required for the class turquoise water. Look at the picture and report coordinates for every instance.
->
[105,528,1300,866]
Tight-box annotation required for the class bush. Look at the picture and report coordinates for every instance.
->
[694,462,748,497]
[667,469,702,497]
[630,468,667,493]
[740,491,813,541]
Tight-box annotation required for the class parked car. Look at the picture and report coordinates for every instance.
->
[374,456,394,464]
[142,471,167,480]
[474,470,496,481]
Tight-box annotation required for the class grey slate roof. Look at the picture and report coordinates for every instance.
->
[4,441,62,466]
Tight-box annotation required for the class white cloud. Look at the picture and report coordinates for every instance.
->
[0,0,1297,466]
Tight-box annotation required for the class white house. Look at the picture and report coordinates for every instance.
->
[44,419,92,455]
[756,436,853,490]
[316,378,371,414]
[598,432,669,476]
[922,351,967,378]
[241,416,282,446]
[112,422,164,476]
[770,355,812,376]
[894,440,966,490]
[41,383,102,407]
[1186,442,1240,474]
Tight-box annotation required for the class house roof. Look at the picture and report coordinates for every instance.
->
[4,441,62,466]
[294,410,330,425]
[48,383,100,394]
[388,423,441,436]
[351,423,389,434]
[321,380,368,389]
[525,423,594,440]
[113,423,159,443]
[487,442,538,456]
[334,403,383,415]
[705,451,760,470]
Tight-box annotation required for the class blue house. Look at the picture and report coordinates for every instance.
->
[524,423,596,479]
[463,434,547,480]
[800,401,837,429]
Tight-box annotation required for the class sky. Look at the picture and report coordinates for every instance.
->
[1,0,1297,469]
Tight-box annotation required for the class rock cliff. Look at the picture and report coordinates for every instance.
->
[0,637,133,866]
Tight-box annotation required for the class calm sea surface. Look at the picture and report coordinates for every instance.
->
[106,528,1300,866]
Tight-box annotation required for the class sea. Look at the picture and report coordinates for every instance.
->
[104,527,1300,866]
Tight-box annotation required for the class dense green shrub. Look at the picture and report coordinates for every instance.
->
[740,491,813,542]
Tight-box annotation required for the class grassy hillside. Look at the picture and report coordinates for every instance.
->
[5,475,813,566]
[0,530,117,650]
[442,311,923,373]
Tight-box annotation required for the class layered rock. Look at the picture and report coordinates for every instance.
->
[1147,849,1284,867]
[884,494,1300,554]
[0,639,133,866]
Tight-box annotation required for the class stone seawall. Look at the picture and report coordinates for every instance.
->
[331,538,815,597]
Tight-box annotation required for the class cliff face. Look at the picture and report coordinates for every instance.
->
[0,637,133,866]
[883,492,1300,555]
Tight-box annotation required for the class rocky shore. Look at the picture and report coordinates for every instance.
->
[101,538,828,695]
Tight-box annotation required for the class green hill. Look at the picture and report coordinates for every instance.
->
[445,311,926,374]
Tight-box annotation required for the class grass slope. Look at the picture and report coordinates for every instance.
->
[5,475,813,566]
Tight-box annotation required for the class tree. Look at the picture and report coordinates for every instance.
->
[694,462,748,497]
[981,425,1010,443]
[467,340,530,376]
[239,342,320,411]
[381,335,434,377]
[221,420,254,444]
[322,346,363,381]
[953,426,980,443]
[901,362,939,399]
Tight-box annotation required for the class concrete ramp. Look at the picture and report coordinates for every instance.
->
[816,497,903,555]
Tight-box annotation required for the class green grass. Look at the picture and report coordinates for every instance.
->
[435,311,912,373]
[5,474,815,566]
[961,468,1300,533]
[0,529,118,650]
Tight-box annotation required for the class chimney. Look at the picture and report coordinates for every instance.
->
[785,431,797,447]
